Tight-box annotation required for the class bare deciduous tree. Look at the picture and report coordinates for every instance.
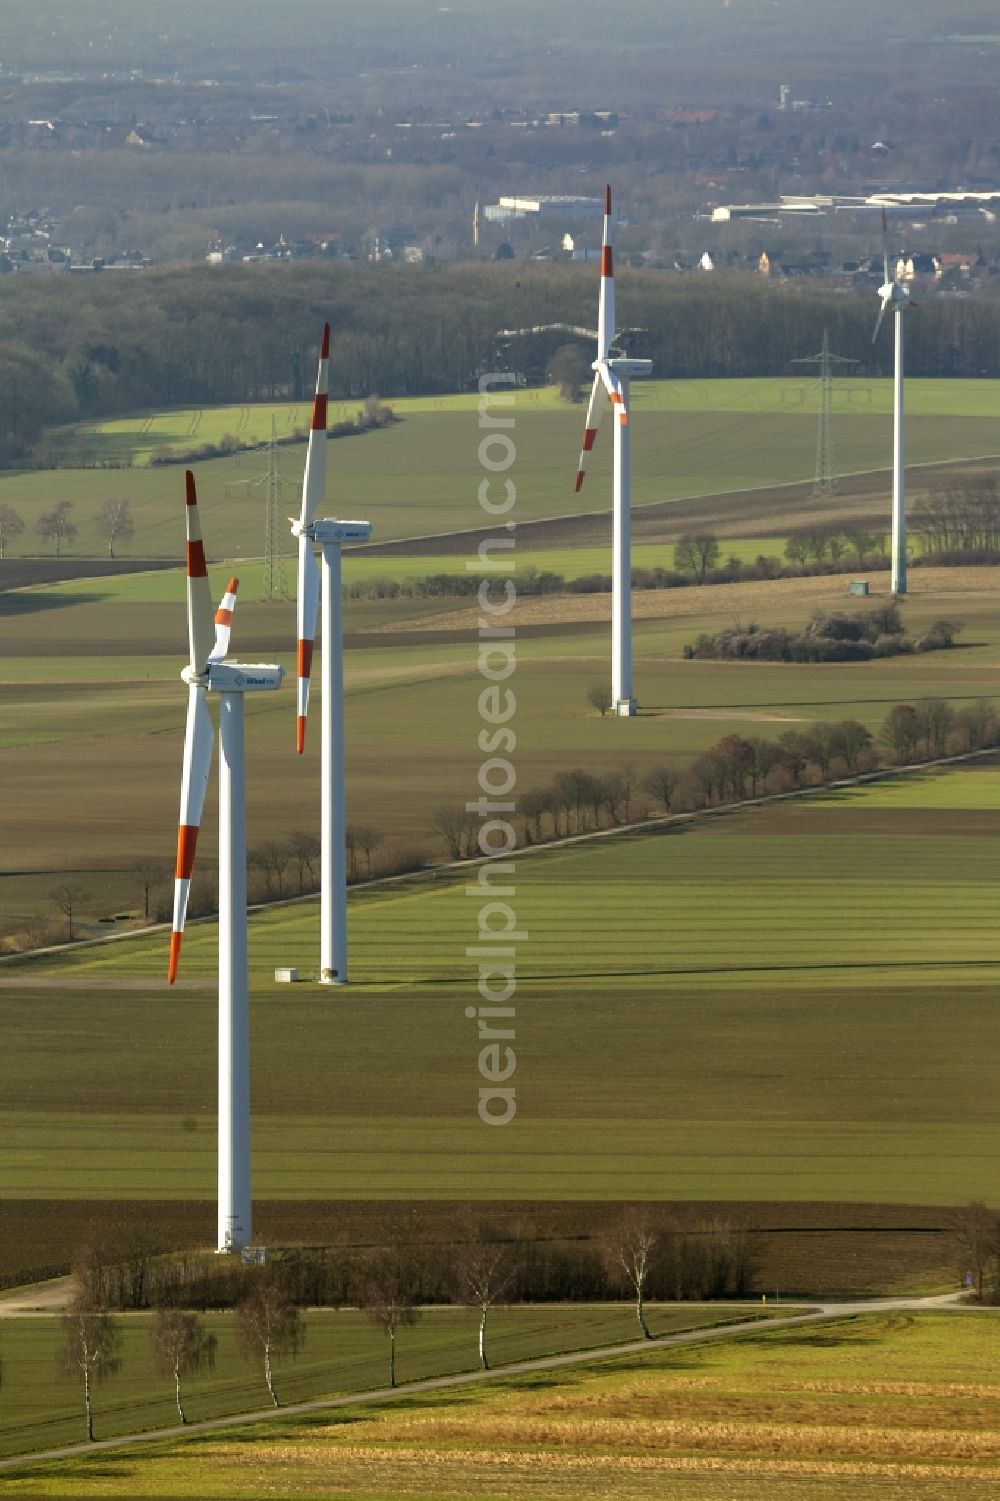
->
[432,806,477,860]
[674,532,720,582]
[747,736,782,794]
[237,1282,304,1407]
[98,499,135,559]
[59,1298,122,1441]
[777,730,810,786]
[35,500,77,557]
[547,343,591,403]
[452,1239,516,1371]
[880,703,922,764]
[643,764,679,813]
[952,698,999,753]
[830,720,873,774]
[616,762,641,823]
[74,1221,153,1311]
[152,1308,217,1423]
[248,840,290,897]
[600,1210,659,1339]
[49,881,89,941]
[801,722,840,779]
[0,503,24,559]
[287,831,321,892]
[345,823,361,879]
[133,857,169,922]
[842,525,882,562]
[362,1253,420,1388]
[949,1202,1000,1301]
[587,683,613,717]
[690,751,724,805]
[715,734,755,799]
[354,826,384,877]
[915,697,955,757]
[519,788,551,844]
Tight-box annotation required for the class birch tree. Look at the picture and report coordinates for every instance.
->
[237,1282,303,1407]
[0,504,24,559]
[35,500,77,557]
[600,1210,660,1340]
[152,1308,217,1424]
[97,499,135,559]
[59,1299,122,1442]
[453,1240,516,1371]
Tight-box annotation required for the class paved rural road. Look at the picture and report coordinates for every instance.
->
[0,1290,988,1474]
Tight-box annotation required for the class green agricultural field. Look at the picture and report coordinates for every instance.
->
[4,1313,998,1499]
[1,376,998,559]
[2,764,998,1205]
[0,566,996,932]
[56,376,1000,466]
[0,1304,748,1461]
[35,538,789,605]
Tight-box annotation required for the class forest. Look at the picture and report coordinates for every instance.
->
[1,262,999,463]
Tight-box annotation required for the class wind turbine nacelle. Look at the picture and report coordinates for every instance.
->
[312,519,374,545]
[206,663,286,693]
[603,357,653,377]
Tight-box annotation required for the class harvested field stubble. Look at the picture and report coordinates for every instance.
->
[2,1314,998,1499]
[373,565,997,633]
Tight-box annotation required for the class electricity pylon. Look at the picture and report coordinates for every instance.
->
[261,417,291,601]
[792,330,857,497]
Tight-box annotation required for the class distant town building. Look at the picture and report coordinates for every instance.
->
[483,194,604,223]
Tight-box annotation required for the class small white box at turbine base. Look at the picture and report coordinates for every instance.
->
[614,698,637,718]
[274,967,300,983]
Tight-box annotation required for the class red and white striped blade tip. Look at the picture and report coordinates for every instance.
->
[321,322,330,357]
[168,930,182,985]
[215,577,238,617]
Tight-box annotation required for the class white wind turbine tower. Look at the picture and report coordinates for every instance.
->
[291,324,372,984]
[574,185,652,716]
[872,208,915,595]
[168,471,285,1253]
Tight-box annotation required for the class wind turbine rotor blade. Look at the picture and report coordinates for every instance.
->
[574,373,609,492]
[606,369,628,427]
[881,207,890,285]
[185,471,216,673]
[871,298,888,345]
[597,184,616,360]
[295,537,321,753]
[168,684,214,984]
[297,322,330,530]
[208,577,238,663]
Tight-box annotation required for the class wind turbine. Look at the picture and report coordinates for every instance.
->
[168,471,285,1253]
[872,208,915,596]
[291,324,372,984]
[573,185,652,716]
